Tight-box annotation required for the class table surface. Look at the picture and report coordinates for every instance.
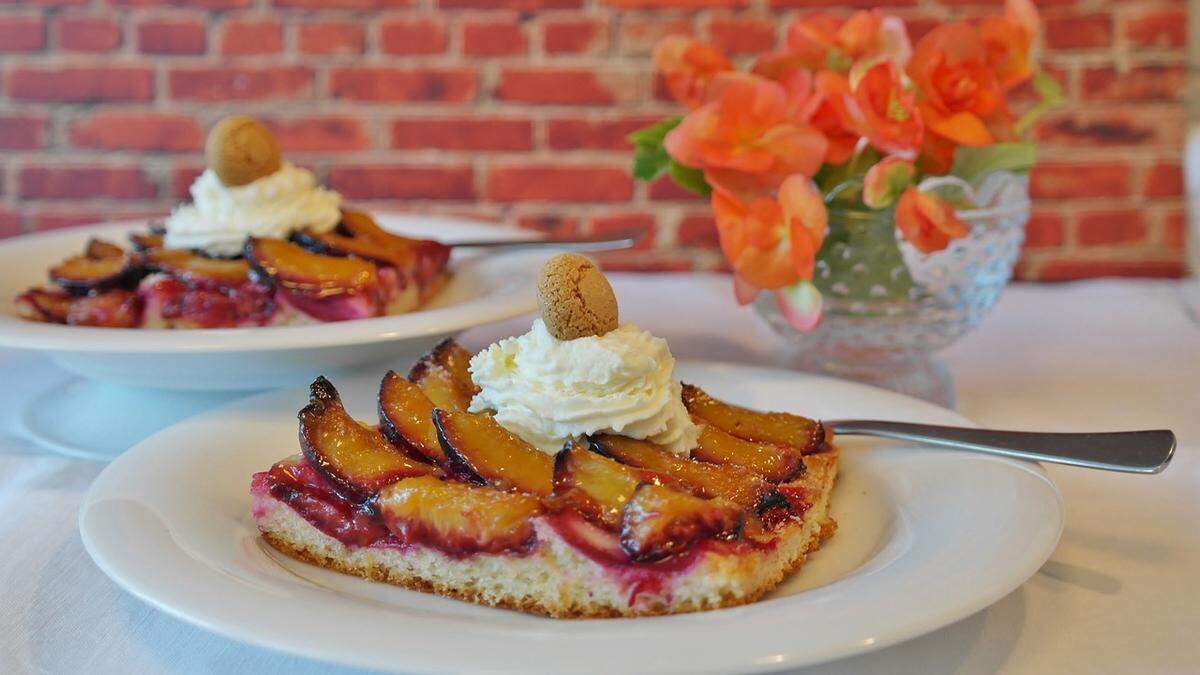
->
[1,276,1197,675]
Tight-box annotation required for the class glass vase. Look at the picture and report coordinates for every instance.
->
[754,171,1031,407]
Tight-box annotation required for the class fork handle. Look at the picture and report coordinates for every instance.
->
[827,420,1176,474]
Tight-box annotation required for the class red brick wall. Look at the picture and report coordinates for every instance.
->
[0,0,1188,279]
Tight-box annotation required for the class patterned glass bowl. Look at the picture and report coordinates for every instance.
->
[755,171,1031,405]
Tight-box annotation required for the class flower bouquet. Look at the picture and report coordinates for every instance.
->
[630,0,1056,401]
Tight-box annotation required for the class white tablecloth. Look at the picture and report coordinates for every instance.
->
[1,276,1197,674]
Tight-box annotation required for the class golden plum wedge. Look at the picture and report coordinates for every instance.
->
[590,434,768,510]
[85,238,125,260]
[552,441,656,529]
[620,484,743,562]
[49,252,137,291]
[378,370,445,464]
[144,248,252,289]
[433,409,553,496]
[376,475,543,555]
[299,376,436,504]
[682,384,826,454]
[128,232,164,252]
[409,359,474,411]
[424,338,480,396]
[246,237,378,298]
[294,229,416,270]
[691,423,805,483]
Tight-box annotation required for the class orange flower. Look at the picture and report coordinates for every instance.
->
[816,63,922,159]
[653,36,733,109]
[894,187,970,253]
[979,0,1040,91]
[907,21,1006,148]
[664,75,828,187]
[863,156,915,209]
[711,174,827,292]
[786,10,912,74]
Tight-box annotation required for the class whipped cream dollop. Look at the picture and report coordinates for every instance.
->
[468,319,699,455]
[164,162,342,256]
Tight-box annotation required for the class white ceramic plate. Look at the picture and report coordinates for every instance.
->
[0,214,540,390]
[80,362,1063,674]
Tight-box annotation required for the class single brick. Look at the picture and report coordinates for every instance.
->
[392,117,533,151]
[544,18,603,54]
[1044,14,1112,49]
[487,165,633,202]
[707,16,776,54]
[1143,163,1183,199]
[70,112,203,151]
[1082,66,1184,102]
[0,14,46,52]
[267,117,369,152]
[297,22,364,55]
[496,68,619,105]
[19,166,157,200]
[1125,9,1186,48]
[330,67,476,102]
[7,66,154,102]
[463,20,527,56]
[220,19,283,56]
[677,214,720,248]
[169,67,313,100]
[1034,114,1157,147]
[1022,212,1065,249]
[1035,259,1186,281]
[0,115,48,150]
[1030,163,1131,199]
[1077,210,1148,246]
[546,116,663,150]
[57,16,121,52]
[328,165,475,200]
[137,18,206,55]
[379,18,447,55]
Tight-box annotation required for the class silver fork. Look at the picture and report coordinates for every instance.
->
[827,420,1176,474]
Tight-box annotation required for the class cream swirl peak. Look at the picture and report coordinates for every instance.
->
[164,162,342,257]
[468,318,699,455]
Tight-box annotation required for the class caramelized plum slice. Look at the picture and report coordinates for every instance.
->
[590,434,767,509]
[246,238,378,298]
[433,408,553,496]
[16,289,142,327]
[410,360,474,411]
[299,377,436,504]
[425,338,479,395]
[409,339,478,407]
[552,441,652,529]
[144,248,251,289]
[620,484,743,562]
[376,475,542,555]
[682,384,825,454]
[378,370,445,464]
[129,232,164,252]
[49,253,136,291]
[85,238,125,259]
[15,289,73,323]
[340,210,451,282]
[295,229,416,270]
[691,424,804,483]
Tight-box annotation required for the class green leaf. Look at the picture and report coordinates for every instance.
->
[627,117,682,148]
[668,160,711,196]
[632,144,671,181]
[950,142,1036,186]
[1014,70,1063,136]
[628,117,683,183]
